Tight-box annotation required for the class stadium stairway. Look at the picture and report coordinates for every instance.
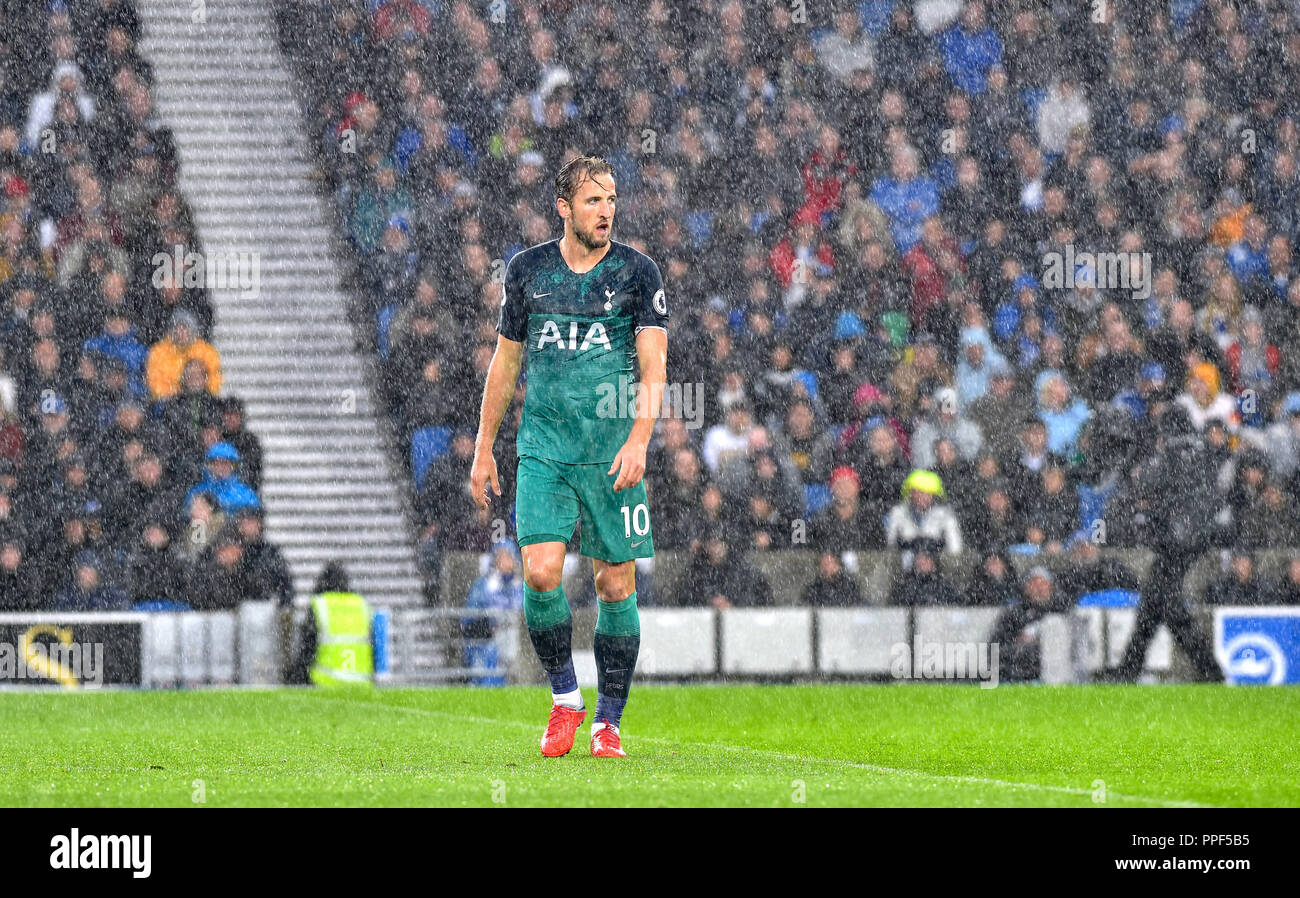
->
[136,0,424,605]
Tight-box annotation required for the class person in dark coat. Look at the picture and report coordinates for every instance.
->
[53,551,130,611]
[234,506,294,606]
[126,521,190,605]
[968,479,1022,553]
[1271,556,1300,605]
[219,397,263,493]
[889,550,964,606]
[989,566,1073,681]
[0,535,35,611]
[192,526,266,610]
[801,551,864,607]
[1205,550,1276,606]
[652,448,709,551]
[966,549,1020,607]
[1056,538,1141,601]
[671,529,772,608]
[1111,405,1224,681]
[157,360,222,459]
[810,466,880,552]
[1025,463,1078,551]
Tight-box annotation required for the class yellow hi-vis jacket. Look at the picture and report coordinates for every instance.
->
[309,592,374,687]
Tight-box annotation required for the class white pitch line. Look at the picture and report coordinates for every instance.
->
[298,693,1220,808]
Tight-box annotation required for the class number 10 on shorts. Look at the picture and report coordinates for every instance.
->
[621,503,650,537]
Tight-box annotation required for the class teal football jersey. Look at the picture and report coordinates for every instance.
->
[498,239,669,464]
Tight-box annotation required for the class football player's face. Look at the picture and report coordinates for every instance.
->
[564,173,616,250]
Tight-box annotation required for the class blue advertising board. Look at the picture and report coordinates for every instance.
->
[1214,608,1300,685]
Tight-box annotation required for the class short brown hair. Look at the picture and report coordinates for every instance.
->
[555,155,614,204]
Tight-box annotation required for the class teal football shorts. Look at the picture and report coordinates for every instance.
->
[515,454,655,563]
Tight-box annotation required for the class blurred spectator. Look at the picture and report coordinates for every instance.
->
[1206,550,1275,606]
[937,1,1001,96]
[967,363,1023,462]
[1036,371,1090,457]
[885,468,963,561]
[989,566,1069,682]
[911,385,983,468]
[801,550,863,607]
[158,360,220,458]
[1176,361,1238,434]
[126,520,188,605]
[966,549,1019,607]
[1260,392,1300,481]
[1271,556,1300,606]
[185,442,259,514]
[83,309,147,397]
[811,465,877,552]
[53,550,128,611]
[889,549,964,606]
[845,422,909,539]
[145,310,221,399]
[968,478,1021,553]
[769,399,833,487]
[413,430,491,600]
[179,489,224,562]
[1024,463,1076,552]
[672,529,772,609]
[234,506,293,607]
[463,540,523,686]
[0,536,33,610]
[651,447,706,551]
[192,525,262,610]
[701,401,756,478]
[1056,538,1140,601]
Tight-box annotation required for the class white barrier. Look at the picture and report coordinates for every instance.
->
[721,608,814,675]
[818,608,908,675]
[639,608,716,676]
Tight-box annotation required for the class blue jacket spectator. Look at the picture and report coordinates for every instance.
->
[464,541,524,686]
[871,145,940,253]
[994,274,1058,343]
[186,442,261,513]
[1226,215,1270,288]
[1037,372,1092,457]
[938,2,1002,95]
[956,326,1009,408]
[84,312,149,398]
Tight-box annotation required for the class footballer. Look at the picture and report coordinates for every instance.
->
[470,156,669,759]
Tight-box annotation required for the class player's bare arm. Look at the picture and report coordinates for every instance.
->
[608,326,667,492]
[470,334,524,510]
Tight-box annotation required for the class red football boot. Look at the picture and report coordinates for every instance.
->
[590,722,626,758]
[540,704,586,757]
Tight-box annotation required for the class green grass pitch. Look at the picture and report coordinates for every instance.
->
[1,684,1296,807]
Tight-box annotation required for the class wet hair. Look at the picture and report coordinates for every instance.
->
[554,155,614,205]
[314,561,350,594]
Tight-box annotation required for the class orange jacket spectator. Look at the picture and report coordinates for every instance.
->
[146,311,222,399]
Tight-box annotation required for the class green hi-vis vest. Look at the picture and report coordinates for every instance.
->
[309,592,374,688]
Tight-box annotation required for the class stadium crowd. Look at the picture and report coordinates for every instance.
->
[276,0,1300,614]
[0,0,292,611]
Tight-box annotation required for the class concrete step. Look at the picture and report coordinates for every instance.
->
[262,481,399,498]
[240,403,380,420]
[140,0,423,604]
[182,162,313,179]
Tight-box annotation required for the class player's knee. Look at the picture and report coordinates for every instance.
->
[594,566,634,602]
[523,561,563,593]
